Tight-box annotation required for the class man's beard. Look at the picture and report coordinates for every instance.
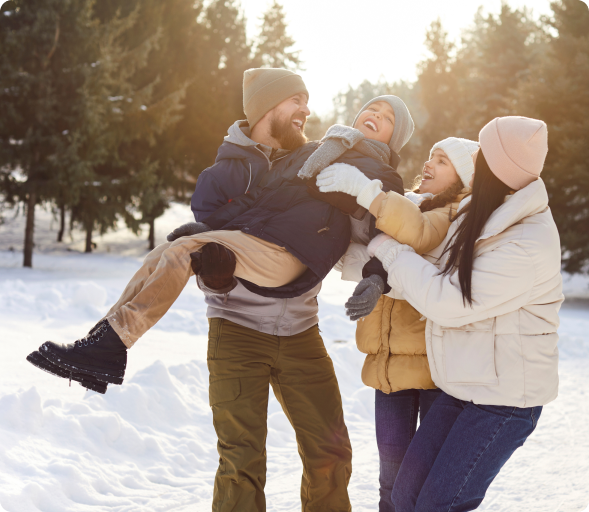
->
[270,114,307,151]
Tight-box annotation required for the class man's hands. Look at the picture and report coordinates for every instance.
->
[316,163,383,210]
[345,274,385,321]
[167,222,211,242]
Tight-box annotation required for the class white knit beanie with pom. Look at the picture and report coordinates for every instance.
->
[430,137,479,187]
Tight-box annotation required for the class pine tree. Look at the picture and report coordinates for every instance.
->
[61,5,155,252]
[412,19,460,174]
[453,4,547,137]
[518,0,589,272]
[253,1,301,70]
[64,0,192,253]
[175,0,254,180]
[92,0,192,250]
[0,0,98,266]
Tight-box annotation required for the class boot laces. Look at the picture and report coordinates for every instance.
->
[76,320,108,348]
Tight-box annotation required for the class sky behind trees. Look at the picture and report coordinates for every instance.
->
[240,0,554,114]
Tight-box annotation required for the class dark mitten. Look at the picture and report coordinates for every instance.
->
[307,178,367,219]
[345,275,385,321]
[199,243,237,291]
[167,222,211,242]
[362,256,392,294]
[189,251,202,275]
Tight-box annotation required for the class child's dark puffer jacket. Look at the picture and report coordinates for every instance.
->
[198,141,404,298]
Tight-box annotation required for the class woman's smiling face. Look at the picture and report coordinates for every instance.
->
[353,101,395,145]
[419,149,460,194]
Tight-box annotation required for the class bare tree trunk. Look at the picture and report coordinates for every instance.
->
[57,203,66,242]
[23,191,36,268]
[148,218,155,251]
[69,209,75,241]
[85,221,93,253]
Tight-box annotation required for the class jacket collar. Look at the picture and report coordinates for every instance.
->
[456,179,549,242]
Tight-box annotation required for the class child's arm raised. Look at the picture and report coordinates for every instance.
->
[369,192,455,255]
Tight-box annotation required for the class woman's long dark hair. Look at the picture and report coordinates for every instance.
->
[441,151,512,306]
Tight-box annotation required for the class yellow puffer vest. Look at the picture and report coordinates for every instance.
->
[356,189,469,393]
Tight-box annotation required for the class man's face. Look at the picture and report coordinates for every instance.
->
[268,93,310,150]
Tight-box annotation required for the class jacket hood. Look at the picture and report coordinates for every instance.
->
[215,120,264,162]
[224,120,258,147]
[457,179,549,242]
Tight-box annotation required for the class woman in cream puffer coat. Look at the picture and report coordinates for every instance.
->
[320,116,562,512]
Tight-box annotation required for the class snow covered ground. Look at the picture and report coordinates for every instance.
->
[0,203,588,512]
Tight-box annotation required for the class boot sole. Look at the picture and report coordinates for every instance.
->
[27,351,108,394]
[39,344,125,385]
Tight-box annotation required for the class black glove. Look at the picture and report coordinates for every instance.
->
[345,274,385,321]
[167,222,211,242]
[362,257,392,294]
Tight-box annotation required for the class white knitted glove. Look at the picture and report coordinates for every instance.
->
[316,163,383,210]
[368,234,415,270]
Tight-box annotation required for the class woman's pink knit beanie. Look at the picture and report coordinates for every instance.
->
[479,116,548,190]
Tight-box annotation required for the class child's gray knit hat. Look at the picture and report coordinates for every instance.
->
[352,95,415,154]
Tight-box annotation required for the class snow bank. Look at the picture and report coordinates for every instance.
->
[0,360,216,512]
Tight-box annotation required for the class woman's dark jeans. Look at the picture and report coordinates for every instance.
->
[391,391,542,512]
[375,388,443,512]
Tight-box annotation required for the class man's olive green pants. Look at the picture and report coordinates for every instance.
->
[207,318,352,512]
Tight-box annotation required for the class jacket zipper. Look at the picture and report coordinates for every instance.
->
[251,145,292,337]
[253,146,289,172]
[318,207,335,234]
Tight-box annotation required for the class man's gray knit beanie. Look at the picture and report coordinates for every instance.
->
[352,95,415,154]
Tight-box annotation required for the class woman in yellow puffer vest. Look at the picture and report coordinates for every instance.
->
[330,137,478,512]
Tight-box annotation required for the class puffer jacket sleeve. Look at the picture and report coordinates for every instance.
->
[191,160,253,222]
[374,193,454,255]
[386,241,536,328]
[337,243,371,282]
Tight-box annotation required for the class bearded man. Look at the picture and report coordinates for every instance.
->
[173,68,353,512]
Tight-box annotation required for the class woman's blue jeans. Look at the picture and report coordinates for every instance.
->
[391,391,542,512]
[375,388,443,512]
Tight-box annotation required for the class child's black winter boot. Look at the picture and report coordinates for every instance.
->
[26,351,109,394]
[37,319,127,385]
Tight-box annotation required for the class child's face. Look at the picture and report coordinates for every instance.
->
[353,101,395,145]
[419,149,460,194]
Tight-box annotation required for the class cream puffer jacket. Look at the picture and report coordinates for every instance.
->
[383,179,563,407]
